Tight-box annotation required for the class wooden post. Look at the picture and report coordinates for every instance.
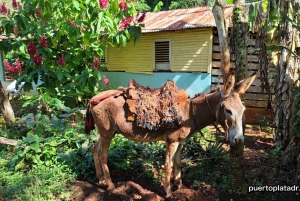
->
[230,144,244,189]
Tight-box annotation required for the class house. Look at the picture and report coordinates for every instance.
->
[104,6,233,97]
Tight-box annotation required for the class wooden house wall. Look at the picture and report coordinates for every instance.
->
[211,28,274,124]
[107,28,213,73]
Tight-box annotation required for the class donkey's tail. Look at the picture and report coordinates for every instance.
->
[84,103,95,134]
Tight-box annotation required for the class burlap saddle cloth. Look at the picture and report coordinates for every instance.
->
[120,79,188,130]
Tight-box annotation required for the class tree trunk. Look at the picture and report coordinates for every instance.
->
[213,0,245,190]
[212,0,231,82]
[273,1,300,148]
[232,0,248,82]
[230,0,249,189]
[0,80,15,123]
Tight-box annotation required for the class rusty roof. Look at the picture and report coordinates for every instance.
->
[142,6,233,33]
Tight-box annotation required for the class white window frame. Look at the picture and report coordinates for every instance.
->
[153,39,172,71]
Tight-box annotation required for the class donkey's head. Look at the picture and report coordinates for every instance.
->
[218,72,256,146]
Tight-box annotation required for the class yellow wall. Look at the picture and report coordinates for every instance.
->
[107,28,213,73]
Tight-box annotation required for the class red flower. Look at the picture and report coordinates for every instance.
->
[93,57,100,70]
[118,0,127,11]
[99,0,108,9]
[12,0,17,8]
[0,3,7,14]
[34,54,43,66]
[14,25,18,36]
[118,16,133,30]
[4,60,22,75]
[137,11,146,23]
[35,7,41,18]
[103,75,109,86]
[4,61,11,70]
[39,35,48,47]
[57,54,65,66]
[27,41,37,56]
[14,59,22,74]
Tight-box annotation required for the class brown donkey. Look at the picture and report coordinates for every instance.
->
[85,72,256,197]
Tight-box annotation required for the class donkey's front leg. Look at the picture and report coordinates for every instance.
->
[164,141,179,198]
[174,143,183,189]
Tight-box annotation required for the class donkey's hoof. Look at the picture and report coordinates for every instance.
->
[107,184,116,192]
[98,180,106,186]
[165,191,173,198]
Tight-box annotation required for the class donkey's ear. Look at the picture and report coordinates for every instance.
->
[223,71,235,96]
[234,72,257,95]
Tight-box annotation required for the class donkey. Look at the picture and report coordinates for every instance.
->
[85,72,256,197]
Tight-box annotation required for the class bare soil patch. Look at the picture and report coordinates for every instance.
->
[69,125,298,201]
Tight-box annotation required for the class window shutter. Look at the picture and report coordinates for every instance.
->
[155,41,170,70]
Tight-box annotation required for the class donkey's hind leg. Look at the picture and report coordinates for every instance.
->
[98,134,115,192]
[164,141,179,198]
[174,143,183,189]
[92,138,106,185]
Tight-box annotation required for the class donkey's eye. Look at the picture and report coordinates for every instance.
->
[225,109,232,115]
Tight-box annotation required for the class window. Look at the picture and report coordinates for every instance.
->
[154,40,170,70]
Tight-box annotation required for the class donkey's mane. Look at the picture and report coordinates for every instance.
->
[192,87,222,99]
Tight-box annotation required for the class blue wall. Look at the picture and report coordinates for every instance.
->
[104,72,211,97]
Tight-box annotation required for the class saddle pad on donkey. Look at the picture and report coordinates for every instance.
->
[126,80,188,130]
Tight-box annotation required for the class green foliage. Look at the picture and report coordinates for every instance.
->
[153,1,163,12]
[182,135,231,193]
[0,0,143,102]
[133,0,151,11]
[108,134,165,171]
[0,95,95,200]
[0,156,76,200]
[169,0,205,10]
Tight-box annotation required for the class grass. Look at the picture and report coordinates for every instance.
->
[0,155,76,201]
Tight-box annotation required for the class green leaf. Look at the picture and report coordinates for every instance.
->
[121,34,127,46]
[96,12,104,32]
[153,1,163,12]
[22,146,31,155]
[280,11,300,31]
[19,44,27,55]
[83,33,90,46]
[31,142,42,153]
[116,34,120,45]
[73,0,80,11]
[57,70,63,81]
[110,0,119,15]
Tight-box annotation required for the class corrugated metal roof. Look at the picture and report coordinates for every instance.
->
[142,6,233,33]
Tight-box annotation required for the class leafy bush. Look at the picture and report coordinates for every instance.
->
[0,94,97,199]
[0,0,144,104]
[0,155,76,201]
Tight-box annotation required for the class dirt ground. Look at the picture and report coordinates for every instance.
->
[70,126,299,201]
